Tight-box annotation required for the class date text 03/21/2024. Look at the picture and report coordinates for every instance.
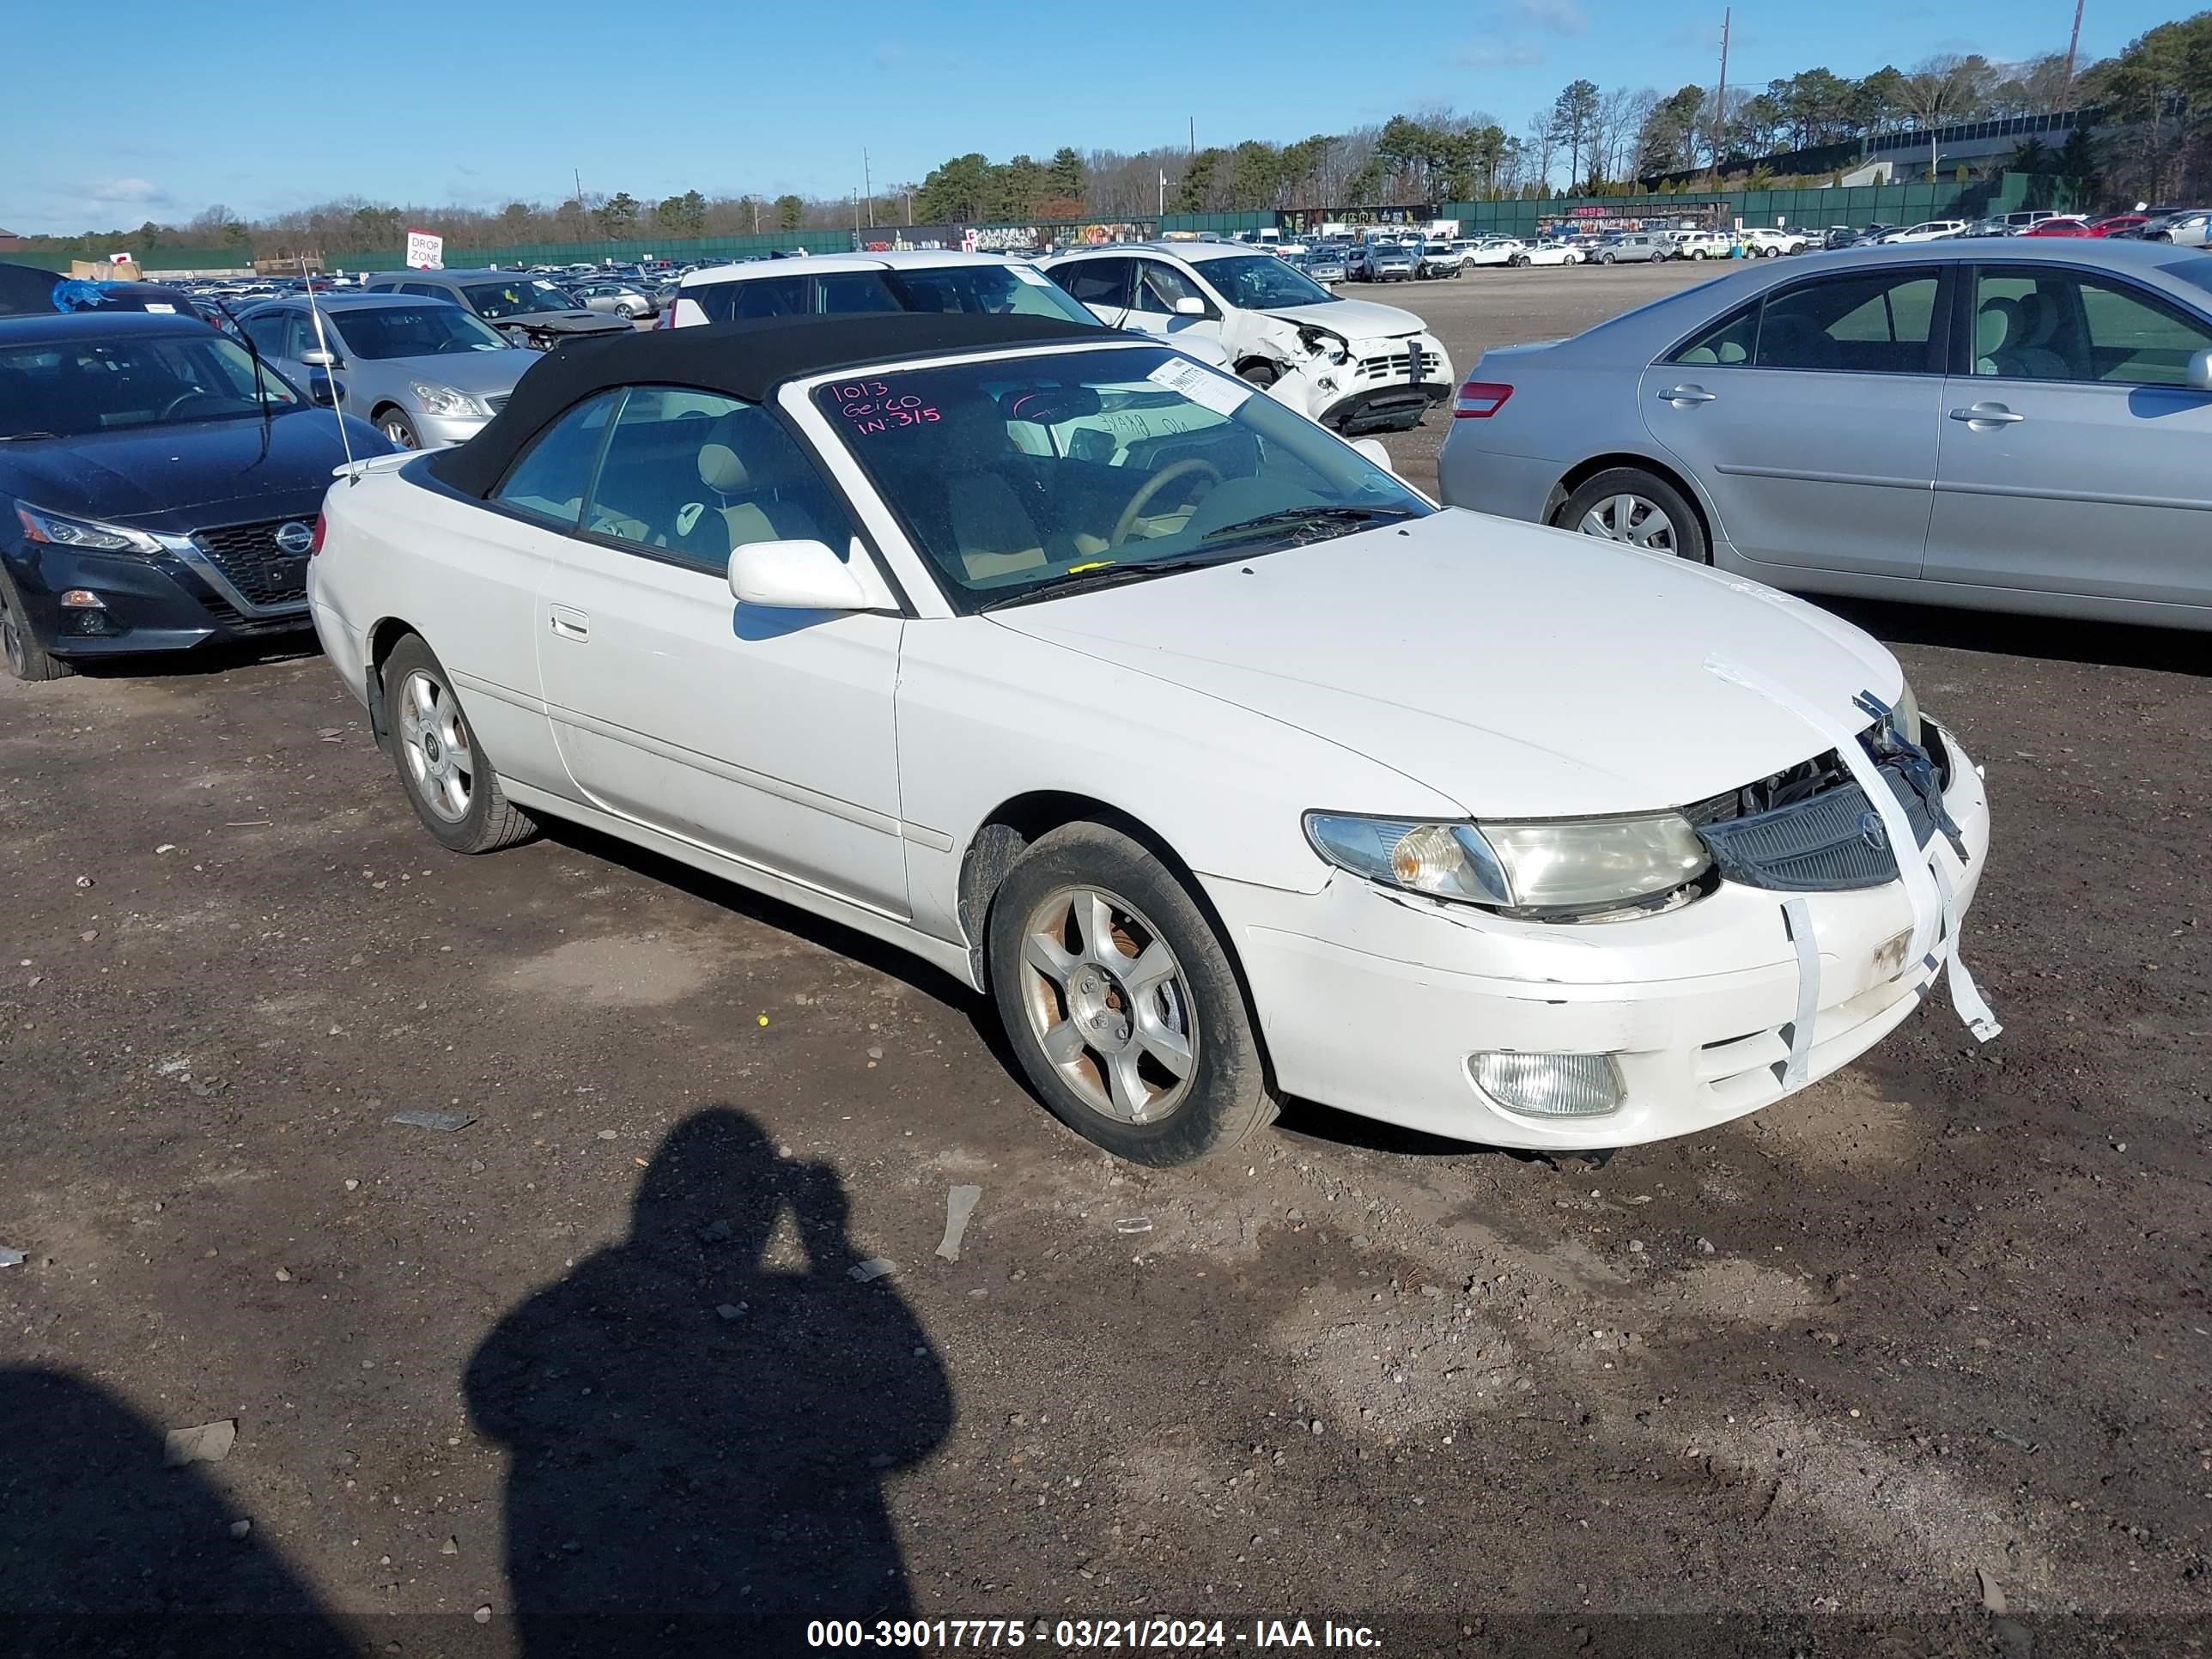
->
[803,1618,1382,1649]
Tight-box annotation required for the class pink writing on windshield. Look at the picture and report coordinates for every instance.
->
[831,381,942,435]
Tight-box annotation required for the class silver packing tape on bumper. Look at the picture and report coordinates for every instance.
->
[1929,854,2002,1042]
[1780,896,1820,1089]
[1704,654,1999,1045]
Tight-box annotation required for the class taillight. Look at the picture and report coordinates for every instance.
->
[309,514,326,556]
[1454,380,1514,418]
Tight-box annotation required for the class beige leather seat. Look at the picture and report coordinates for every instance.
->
[692,439,823,550]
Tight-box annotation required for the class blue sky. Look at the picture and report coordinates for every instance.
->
[3,0,2180,234]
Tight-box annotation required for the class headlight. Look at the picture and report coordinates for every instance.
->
[408,380,480,418]
[1304,811,1711,919]
[1297,325,1350,363]
[15,503,163,556]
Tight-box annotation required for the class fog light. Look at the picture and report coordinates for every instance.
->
[1469,1051,1622,1118]
[73,609,111,635]
[58,589,104,608]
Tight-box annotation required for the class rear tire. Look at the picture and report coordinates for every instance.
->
[380,635,538,854]
[987,823,1274,1166]
[0,567,71,682]
[1554,466,1709,564]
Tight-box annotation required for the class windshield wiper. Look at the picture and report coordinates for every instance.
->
[1,430,61,441]
[1199,503,1419,544]
[978,553,1246,611]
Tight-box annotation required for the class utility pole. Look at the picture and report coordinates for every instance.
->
[1711,7,1730,176]
[574,168,584,208]
[864,149,874,227]
[904,189,913,226]
[2061,0,2086,110]
[1188,116,1195,156]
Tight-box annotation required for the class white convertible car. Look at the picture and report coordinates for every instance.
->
[308,313,1999,1166]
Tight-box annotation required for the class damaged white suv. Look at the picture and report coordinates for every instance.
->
[1042,242,1452,434]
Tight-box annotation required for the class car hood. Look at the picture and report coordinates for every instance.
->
[988,509,1901,819]
[1,410,386,526]
[363,348,542,394]
[497,310,629,335]
[1260,298,1425,340]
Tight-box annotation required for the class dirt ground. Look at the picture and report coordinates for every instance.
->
[2,263,2206,1658]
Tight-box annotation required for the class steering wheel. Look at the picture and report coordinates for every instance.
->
[1109,459,1224,549]
[161,390,232,421]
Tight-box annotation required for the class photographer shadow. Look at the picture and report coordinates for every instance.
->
[465,1105,951,1655]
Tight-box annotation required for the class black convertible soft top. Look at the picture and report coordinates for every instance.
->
[426,313,1109,497]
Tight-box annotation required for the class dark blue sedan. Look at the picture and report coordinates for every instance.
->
[0,311,389,679]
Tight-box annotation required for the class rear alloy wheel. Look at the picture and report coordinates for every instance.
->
[1555,466,1709,564]
[380,635,538,854]
[0,568,72,682]
[378,409,422,448]
[988,822,1273,1166]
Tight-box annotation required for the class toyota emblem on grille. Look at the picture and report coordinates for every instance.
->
[273,521,314,556]
[1857,810,1889,851]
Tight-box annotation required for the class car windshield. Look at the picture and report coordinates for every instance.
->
[332,305,510,359]
[814,343,1429,611]
[0,331,300,437]
[463,280,576,319]
[1200,255,1337,308]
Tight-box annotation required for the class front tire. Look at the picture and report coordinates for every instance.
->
[380,635,538,854]
[1600,252,1616,264]
[1554,467,1709,563]
[377,409,422,449]
[987,822,1273,1166]
[0,567,71,682]
[1238,361,1280,388]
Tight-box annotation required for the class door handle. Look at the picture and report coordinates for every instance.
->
[1949,403,2025,426]
[1657,385,1717,405]
[549,606,589,642]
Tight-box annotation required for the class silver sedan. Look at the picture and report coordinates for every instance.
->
[1437,240,2212,629]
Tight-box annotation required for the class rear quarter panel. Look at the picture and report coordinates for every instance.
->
[312,465,565,793]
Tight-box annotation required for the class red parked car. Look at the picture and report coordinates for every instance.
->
[2021,217,2094,237]
[2087,213,2150,236]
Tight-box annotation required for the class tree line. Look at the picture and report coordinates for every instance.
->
[23,15,2209,262]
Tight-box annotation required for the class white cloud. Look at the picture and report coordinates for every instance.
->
[1512,0,1587,36]
[1456,39,1548,69]
[82,177,172,207]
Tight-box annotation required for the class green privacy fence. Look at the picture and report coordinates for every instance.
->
[7,173,2076,278]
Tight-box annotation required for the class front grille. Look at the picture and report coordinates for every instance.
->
[1692,756,1937,893]
[1358,348,1443,383]
[192,518,312,609]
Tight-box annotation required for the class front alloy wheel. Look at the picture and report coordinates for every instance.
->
[1018,885,1195,1125]
[988,821,1273,1165]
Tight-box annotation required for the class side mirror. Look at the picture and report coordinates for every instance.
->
[307,373,343,409]
[1350,436,1396,473]
[728,538,869,611]
[1172,295,1208,318]
[300,349,339,368]
[2189,348,2212,394]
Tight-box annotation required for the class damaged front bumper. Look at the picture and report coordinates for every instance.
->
[1267,331,1455,434]
[1203,725,1992,1151]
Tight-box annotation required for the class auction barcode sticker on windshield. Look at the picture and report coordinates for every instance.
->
[1146,356,1251,417]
